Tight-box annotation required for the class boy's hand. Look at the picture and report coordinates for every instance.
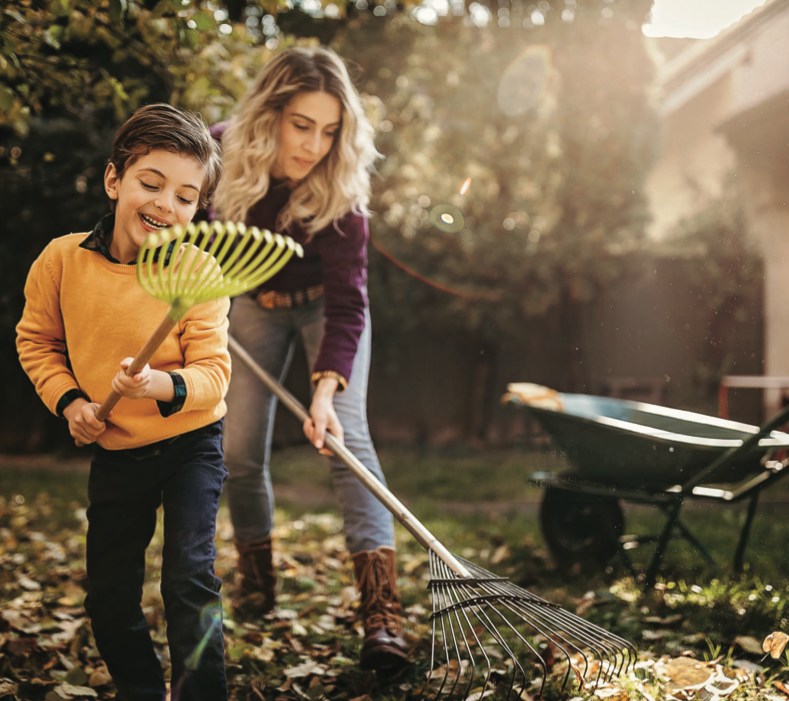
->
[112,357,151,399]
[64,398,106,446]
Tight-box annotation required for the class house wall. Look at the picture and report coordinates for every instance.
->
[645,76,736,240]
[644,1,789,411]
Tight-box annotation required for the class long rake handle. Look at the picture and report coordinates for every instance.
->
[228,334,471,578]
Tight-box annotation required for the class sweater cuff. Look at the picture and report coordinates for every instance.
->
[56,389,87,418]
[157,372,187,417]
[310,370,348,392]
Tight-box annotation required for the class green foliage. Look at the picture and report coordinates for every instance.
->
[0,0,266,134]
[333,2,658,341]
[657,176,763,390]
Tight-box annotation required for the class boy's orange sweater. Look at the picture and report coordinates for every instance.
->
[16,233,231,450]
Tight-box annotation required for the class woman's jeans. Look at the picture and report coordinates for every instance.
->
[84,421,227,701]
[224,294,394,554]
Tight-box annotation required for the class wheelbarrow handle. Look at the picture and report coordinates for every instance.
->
[227,334,471,578]
[681,401,789,494]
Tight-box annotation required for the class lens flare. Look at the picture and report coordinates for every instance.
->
[429,204,465,233]
[185,603,223,671]
[497,45,551,117]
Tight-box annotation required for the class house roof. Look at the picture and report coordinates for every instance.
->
[655,0,785,115]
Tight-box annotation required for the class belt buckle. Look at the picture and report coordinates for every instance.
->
[256,290,279,309]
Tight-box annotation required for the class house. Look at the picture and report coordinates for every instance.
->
[645,0,789,411]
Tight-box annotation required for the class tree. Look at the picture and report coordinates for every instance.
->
[332,2,657,431]
[0,0,660,448]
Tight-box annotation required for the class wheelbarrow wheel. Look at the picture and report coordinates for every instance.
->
[539,487,624,572]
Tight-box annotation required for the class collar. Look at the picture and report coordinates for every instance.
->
[79,212,135,264]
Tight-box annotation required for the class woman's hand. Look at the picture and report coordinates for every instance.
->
[112,357,151,399]
[64,398,106,446]
[304,377,344,455]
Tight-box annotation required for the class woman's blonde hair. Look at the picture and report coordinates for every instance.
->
[213,46,379,236]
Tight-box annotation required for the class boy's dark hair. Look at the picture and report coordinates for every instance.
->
[109,103,222,208]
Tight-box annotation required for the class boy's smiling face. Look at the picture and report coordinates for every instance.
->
[104,149,206,263]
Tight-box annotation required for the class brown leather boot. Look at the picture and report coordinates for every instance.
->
[233,536,276,618]
[351,547,410,671]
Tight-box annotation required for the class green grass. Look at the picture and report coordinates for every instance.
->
[4,443,788,582]
[265,442,789,584]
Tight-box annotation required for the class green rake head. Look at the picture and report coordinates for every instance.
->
[136,220,303,318]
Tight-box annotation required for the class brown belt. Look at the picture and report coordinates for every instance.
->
[256,285,324,310]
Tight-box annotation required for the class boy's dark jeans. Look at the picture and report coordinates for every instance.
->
[84,421,227,701]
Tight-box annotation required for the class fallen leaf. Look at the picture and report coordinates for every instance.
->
[658,656,713,691]
[51,682,98,698]
[284,660,326,679]
[87,667,112,687]
[735,635,765,655]
[774,679,789,696]
[763,632,789,659]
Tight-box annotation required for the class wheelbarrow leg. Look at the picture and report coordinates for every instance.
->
[672,517,716,565]
[733,493,760,573]
[644,499,683,589]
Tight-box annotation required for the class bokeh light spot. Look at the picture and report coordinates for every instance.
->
[430,204,465,233]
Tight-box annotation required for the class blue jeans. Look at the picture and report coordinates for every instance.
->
[224,294,394,553]
[84,421,227,701]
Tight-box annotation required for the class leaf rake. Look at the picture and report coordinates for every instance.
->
[227,335,637,699]
[93,220,302,423]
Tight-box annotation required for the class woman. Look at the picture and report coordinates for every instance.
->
[212,46,408,672]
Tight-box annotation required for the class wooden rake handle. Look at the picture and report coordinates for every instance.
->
[228,334,471,578]
[74,315,177,446]
[95,315,178,422]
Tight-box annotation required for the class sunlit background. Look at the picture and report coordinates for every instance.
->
[1,0,787,448]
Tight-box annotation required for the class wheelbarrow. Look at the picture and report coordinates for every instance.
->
[502,384,789,587]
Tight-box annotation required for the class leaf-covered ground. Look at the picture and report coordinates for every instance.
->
[1,451,789,701]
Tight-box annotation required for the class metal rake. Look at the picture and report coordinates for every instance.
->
[228,336,637,699]
[94,220,301,423]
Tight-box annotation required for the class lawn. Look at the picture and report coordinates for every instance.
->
[1,444,788,700]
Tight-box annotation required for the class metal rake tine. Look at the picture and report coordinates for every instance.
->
[504,592,634,687]
[466,560,636,671]
[451,586,550,697]
[429,556,479,699]
[439,573,506,699]
[447,579,538,693]
[452,558,635,693]
[497,592,629,688]
[465,602,535,699]
[425,555,456,699]
[429,554,538,699]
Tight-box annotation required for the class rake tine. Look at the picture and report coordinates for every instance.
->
[225,225,273,282]
[430,553,535,699]
[489,585,635,690]
[426,555,467,700]
[497,592,625,687]
[430,559,469,698]
[426,555,637,698]
[468,559,635,666]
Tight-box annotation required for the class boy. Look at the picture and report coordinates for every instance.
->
[16,104,229,701]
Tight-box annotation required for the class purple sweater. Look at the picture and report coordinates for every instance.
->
[245,181,370,383]
[210,122,369,382]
